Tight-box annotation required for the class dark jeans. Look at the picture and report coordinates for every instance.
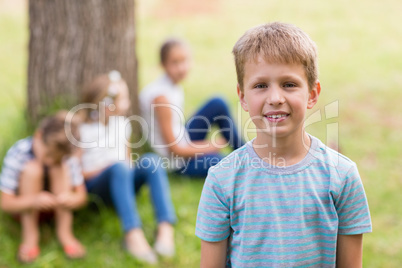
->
[176,96,244,177]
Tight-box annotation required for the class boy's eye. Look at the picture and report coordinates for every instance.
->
[283,82,297,88]
[254,84,267,89]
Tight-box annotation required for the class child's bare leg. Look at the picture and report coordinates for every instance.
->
[48,164,85,257]
[18,160,43,261]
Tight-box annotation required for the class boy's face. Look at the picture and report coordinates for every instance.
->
[162,45,191,84]
[238,57,320,140]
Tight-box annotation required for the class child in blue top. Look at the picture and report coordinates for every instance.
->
[196,22,372,267]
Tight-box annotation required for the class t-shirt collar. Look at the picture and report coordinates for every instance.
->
[245,134,319,174]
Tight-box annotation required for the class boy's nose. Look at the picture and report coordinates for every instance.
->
[265,86,285,106]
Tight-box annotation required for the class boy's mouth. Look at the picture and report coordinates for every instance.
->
[263,112,289,123]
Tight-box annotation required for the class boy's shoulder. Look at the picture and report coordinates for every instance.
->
[208,135,359,184]
[1,137,35,194]
[140,75,172,97]
[207,141,254,181]
[1,137,35,169]
[4,137,34,159]
[308,135,358,177]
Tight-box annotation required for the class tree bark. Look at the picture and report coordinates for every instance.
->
[27,0,137,124]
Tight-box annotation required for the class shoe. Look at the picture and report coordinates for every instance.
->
[122,240,158,265]
[154,240,175,258]
[17,244,40,263]
[63,242,86,259]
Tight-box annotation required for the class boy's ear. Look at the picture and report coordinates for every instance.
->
[307,81,321,109]
[237,84,248,112]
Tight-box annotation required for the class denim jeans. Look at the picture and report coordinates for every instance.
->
[85,153,176,232]
[176,96,245,177]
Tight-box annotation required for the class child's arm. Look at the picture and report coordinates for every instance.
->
[334,164,371,267]
[1,191,57,213]
[153,96,222,157]
[53,158,87,210]
[201,239,228,268]
[196,170,230,267]
[56,184,87,210]
[336,234,363,268]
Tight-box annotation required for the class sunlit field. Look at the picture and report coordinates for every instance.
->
[1,0,402,267]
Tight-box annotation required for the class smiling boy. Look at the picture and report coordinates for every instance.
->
[196,22,372,267]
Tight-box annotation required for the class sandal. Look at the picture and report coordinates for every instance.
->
[63,242,86,259]
[17,244,40,263]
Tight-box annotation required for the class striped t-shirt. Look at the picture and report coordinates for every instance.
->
[0,137,84,195]
[196,135,372,267]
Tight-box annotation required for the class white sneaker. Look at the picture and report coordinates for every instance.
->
[122,240,158,264]
[154,241,175,258]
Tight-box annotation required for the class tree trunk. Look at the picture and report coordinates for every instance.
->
[27,0,138,124]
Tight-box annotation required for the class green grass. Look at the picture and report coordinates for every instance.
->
[1,0,402,267]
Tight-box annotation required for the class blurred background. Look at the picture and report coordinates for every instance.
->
[1,0,402,267]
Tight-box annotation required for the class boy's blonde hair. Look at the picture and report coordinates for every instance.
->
[39,110,79,164]
[232,22,318,91]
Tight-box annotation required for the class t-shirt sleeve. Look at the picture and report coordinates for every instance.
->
[0,160,20,195]
[66,157,84,187]
[336,164,372,235]
[0,149,26,195]
[195,171,231,242]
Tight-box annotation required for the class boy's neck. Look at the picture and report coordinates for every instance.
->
[253,129,311,167]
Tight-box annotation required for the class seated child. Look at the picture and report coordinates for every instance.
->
[140,38,244,177]
[0,111,87,263]
[196,22,372,267]
[79,71,176,265]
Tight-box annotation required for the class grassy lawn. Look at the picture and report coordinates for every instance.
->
[1,0,402,267]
